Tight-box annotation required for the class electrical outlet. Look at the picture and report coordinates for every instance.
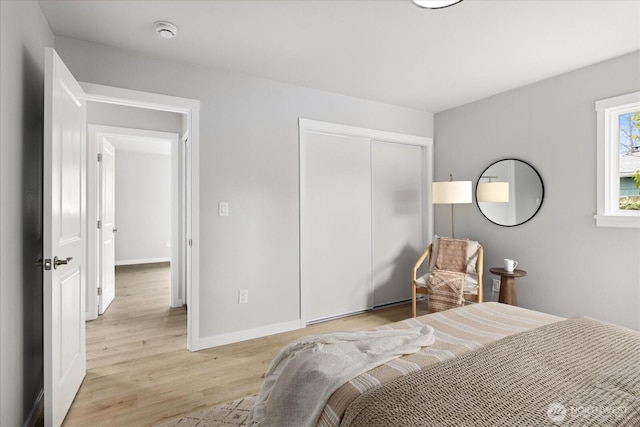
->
[492,279,500,293]
[238,289,249,304]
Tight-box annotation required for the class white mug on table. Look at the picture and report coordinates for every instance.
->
[504,258,518,272]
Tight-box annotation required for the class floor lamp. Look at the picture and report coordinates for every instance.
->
[432,174,472,238]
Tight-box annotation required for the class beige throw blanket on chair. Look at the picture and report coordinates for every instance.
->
[246,326,435,427]
[427,238,468,312]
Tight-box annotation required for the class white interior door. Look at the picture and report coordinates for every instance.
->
[99,139,116,314]
[43,47,87,427]
[301,132,372,322]
[372,141,423,306]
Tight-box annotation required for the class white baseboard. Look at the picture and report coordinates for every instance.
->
[115,257,170,266]
[171,298,185,308]
[193,319,306,351]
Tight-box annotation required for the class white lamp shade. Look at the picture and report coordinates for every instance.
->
[432,181,472,204]
[477,182,509,202]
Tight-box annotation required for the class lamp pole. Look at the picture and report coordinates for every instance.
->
[449,174,455,238]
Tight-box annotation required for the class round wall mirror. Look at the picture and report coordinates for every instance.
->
[476,159,544,227]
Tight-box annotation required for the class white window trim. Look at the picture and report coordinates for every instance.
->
[595,91,640,228]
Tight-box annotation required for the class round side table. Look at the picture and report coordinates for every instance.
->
[489,268,527,306]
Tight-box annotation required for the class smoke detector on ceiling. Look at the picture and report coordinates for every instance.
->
[412,0,463,9]
[154,21,178,39]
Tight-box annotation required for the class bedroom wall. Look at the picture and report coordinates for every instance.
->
[53,36,434,343]
[114,150,172,265]
[0,2,53,425]
[434,51,640,330]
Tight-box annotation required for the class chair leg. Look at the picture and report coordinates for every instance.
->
[412,284,417,318]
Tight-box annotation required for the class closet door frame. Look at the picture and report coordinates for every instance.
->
[299,119,433,323]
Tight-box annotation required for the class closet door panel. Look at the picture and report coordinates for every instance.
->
[372,141,423,307]
[301,132,372,322]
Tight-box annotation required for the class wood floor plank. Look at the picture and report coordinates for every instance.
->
[62,262,418,426]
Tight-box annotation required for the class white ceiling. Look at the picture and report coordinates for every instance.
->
[39,0,640,113]
[105,135,171,156]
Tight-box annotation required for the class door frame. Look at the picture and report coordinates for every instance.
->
[81,82,201,351]
[87,125,182,320]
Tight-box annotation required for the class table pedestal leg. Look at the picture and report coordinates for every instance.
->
[498,276,517,305]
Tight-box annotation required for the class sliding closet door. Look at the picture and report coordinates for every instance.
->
[300,132,372,322]
[372,141,423,306]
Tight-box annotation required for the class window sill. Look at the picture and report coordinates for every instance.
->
[595,213,640,228]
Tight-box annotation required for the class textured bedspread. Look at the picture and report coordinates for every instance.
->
[318,302,562,426]
[341,317,640,427]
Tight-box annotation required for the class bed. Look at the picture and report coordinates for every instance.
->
[248,302,640,426]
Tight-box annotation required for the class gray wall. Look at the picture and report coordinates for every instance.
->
[115,150,172,264]
[435,51,640,330]
[0,2,53,426]
[88,101,183,134]
[54,36,434,340]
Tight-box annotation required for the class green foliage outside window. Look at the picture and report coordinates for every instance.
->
[620,197,640,210]
[619,112,640,210]
[620,172,640,210]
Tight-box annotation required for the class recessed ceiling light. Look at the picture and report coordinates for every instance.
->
[412,0,463,9]
[154,21,178,39]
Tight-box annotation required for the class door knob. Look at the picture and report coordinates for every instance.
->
[53,256,73,269]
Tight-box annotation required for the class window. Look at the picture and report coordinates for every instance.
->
[595,91,640,228]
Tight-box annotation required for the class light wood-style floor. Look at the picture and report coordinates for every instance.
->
[62,263,418,427]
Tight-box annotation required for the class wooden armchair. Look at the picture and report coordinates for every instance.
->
[411,239,483,317]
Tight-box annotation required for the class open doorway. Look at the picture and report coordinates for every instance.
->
[81,82,201,351]
[87,123,182,320]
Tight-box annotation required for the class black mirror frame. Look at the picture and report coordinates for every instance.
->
[476,158,544,227]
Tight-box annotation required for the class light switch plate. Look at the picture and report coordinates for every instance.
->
[238,289,249,304]
[218,202,229,217]
[492,279,500,293]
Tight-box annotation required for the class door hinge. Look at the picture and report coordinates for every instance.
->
[188,239,193,247]
[97,220,102,229]
[97,287,102,296]
[97,153,102,162]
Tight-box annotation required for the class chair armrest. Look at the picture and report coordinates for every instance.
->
[412,244,432,282]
